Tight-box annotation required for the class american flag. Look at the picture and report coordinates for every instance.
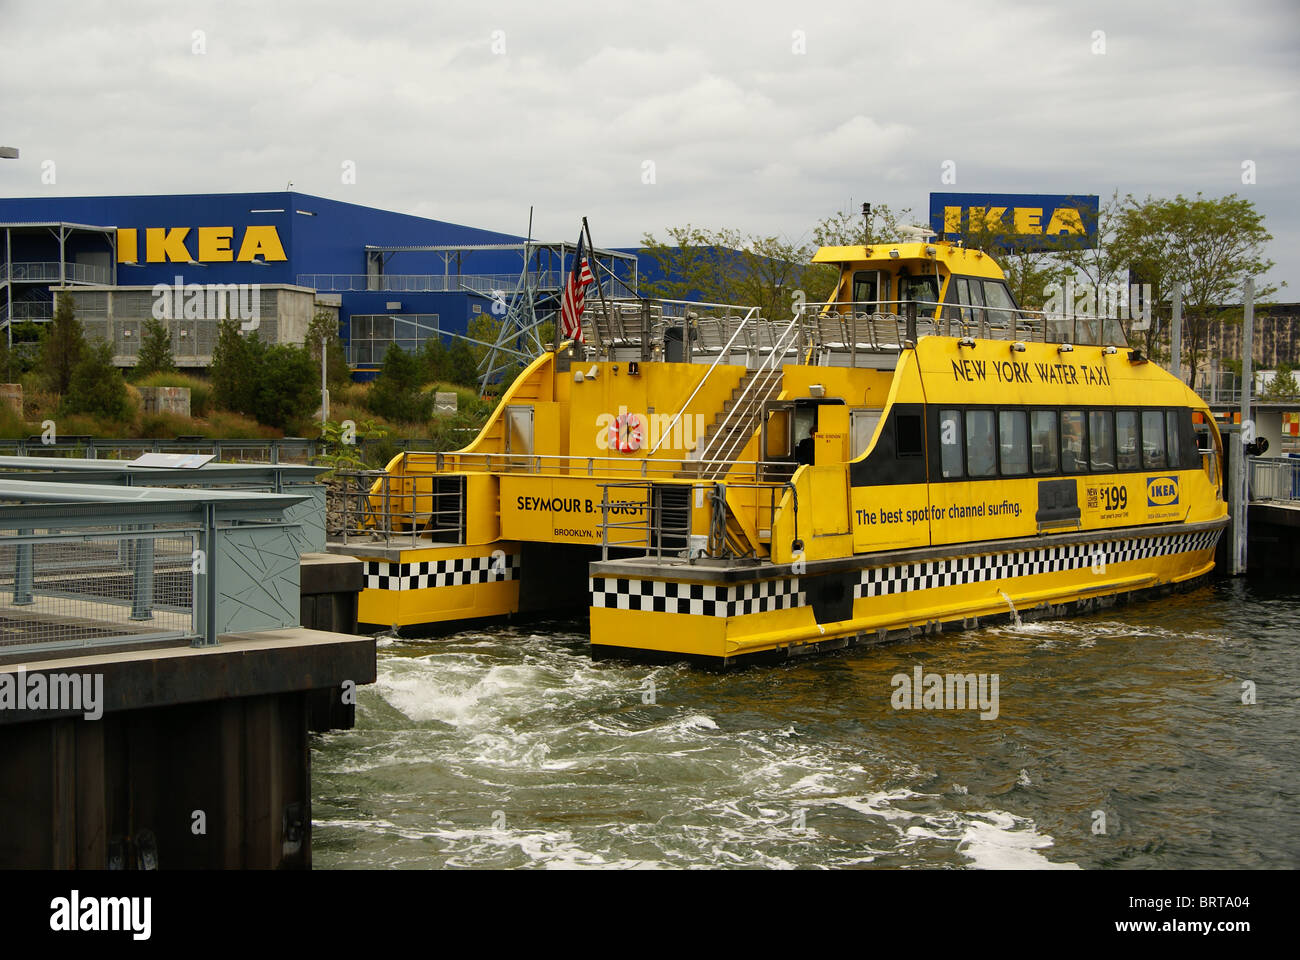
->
[560,231,594,343]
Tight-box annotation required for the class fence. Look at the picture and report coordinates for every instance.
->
[1,524,198,656]
[0,480,314,659]
[1248,457,1300,501]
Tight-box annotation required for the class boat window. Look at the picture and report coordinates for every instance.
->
[965,409,997,478]
[949,278,972,325]
[999,410,1029,475]
[1089,410,1115,472]
[1142,410,1166,469]
[1116,411,1140,470]
[902,275,940,308]
[982,281,1017,329]
[794,407,818,465]
[1075,314,1100,346]
[1061,411,1088,473]
[939,409,963,478]
[967,277,985,326]
[1100,316,1127,347]
[896,413,924,458]
[1032,410,1059,473]
[1166,410,1182,467]
[852,271,880,310]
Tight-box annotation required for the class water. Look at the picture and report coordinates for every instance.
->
[311,579,1300,869]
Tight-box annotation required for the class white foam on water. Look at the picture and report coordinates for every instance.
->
[952,811,1079,870]
[827,789,1077,870]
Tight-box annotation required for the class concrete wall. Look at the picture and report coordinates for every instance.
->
[138,386,191,417]
[0,383,20,415]
[55,285,322,367]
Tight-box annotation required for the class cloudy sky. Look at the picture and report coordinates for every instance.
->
[1,0,1296,290]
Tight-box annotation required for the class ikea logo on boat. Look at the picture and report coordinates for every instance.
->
[1146,476,1179,507]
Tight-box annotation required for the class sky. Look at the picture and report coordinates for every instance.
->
[1,0,1297,292]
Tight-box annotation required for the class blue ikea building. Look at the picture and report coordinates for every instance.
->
[0,191,638,372]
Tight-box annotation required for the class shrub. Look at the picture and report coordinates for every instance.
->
[211,321,317,428]
[254,343,318,429]
[63,340,131,422]
[369,344,433,424]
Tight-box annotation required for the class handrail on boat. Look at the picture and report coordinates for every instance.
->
[647,305,762,455]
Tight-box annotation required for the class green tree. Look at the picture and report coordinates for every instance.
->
[253,344,317,428]
[955,211,1074,313]
[135,317,176,377]
[305,309,350,391]
[1111,192,1276,390]
[420,334,448,383]
[1262,364,1300,402]
[368,344,432,423]
[40,296,86,396]
[63,339,130,421]
[445,339,479,388]
[638,204,920,320]
[811,202,915,247]
[210,317,257,414]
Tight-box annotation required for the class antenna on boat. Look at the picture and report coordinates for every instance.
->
[862,202,871,244]
[899,224,938,241]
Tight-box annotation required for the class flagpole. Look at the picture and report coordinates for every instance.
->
[583,217,611,357]
[553,239,564,353]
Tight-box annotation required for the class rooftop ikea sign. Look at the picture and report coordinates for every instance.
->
[116,225,287,264]
[929,193,1099,252]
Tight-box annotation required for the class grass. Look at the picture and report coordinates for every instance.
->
[1,367,498,455]
[133,370,213,417]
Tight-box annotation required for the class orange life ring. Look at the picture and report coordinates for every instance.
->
[609,412,644,453]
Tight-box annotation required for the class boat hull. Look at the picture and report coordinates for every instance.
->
[586,520,1225,665]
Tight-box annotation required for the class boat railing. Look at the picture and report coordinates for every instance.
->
[401,450,791,482]
[332,470,465,545]
[648,306,761,455]
[801,299,1129,349]
[597,478,795,562]
[699,317,803,478]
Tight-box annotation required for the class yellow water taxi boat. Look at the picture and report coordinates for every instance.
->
[336,239,1227,665]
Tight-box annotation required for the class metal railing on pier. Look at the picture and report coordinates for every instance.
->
[1,525,199,656]
[0,480,311,659]
[1248,456,1300,502]
[0,436,319,463]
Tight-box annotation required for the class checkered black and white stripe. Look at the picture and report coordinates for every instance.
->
[588,576,803,617]
[364,552,519,591]
[855,529,1221,598]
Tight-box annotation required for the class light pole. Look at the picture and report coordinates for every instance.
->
[320,333,329,424]
[2,147,20,382]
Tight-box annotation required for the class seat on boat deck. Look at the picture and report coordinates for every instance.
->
[815,313,846,347]
[872,314,903,347]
